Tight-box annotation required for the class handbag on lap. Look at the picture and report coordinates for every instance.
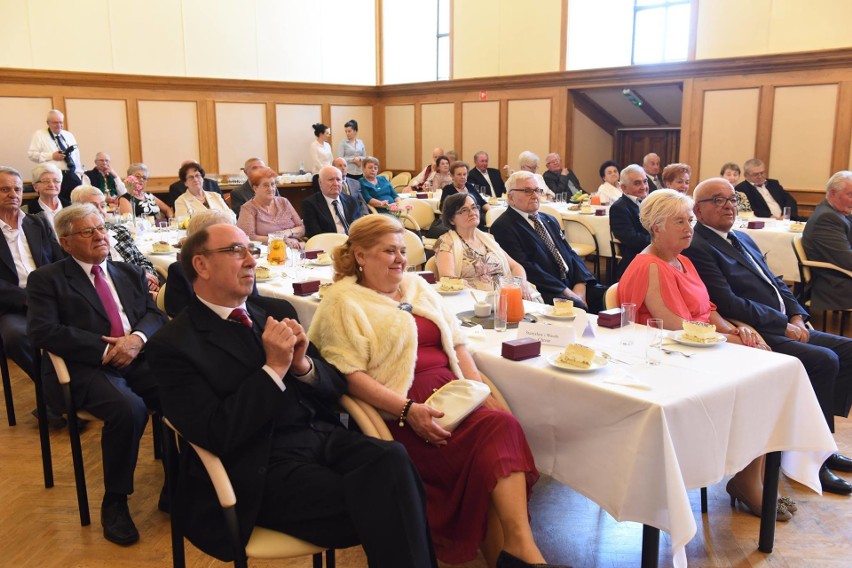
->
[425,378,491,431]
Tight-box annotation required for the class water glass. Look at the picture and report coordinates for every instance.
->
[782,206,791,225]
[494,292,508,332]
[646,318,664,366]
[620,302,637,346]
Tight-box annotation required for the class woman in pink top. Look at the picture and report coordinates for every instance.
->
[237,166,305,249]
[617,189,797,523]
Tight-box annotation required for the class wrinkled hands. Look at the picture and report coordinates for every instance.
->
[785,316,810,343]
[263,317,311,377]
[102,334,144,368]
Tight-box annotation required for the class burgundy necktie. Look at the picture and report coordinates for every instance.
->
[228,308,252,328]
[91,265,124,337]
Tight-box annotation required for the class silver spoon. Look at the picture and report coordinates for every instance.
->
[662,348,693,358]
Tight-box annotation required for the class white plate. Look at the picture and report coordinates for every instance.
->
[255,275,278,283]
[672,330,727,347]
[310,292,322,301]
[539,306,586,321]
[308,259,333,267]
[433,284,465,295]
[148,250,176,255]
[546,352,608,373]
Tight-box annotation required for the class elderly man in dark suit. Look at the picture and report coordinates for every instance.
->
[333,157,370,215]
[83,152,127,207]
[683,177,852,495]
[27,203,167,543]
[610,164,651,279]
[147,223,435,566]
[467,151,506,198]
[735,158,801,221]
[0,166,63,383]
[543,153,584,196]
[491,171,600,309]
[802,170,852,312]
[643,153,663,192]
[302,165,363,238]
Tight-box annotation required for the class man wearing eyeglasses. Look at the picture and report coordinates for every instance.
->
[491,171,600,308]
[83,152,127,207]
[147,223,436,566]
[610,164,652,279]
[735,158,801,221]
[27,203,167,545]
[684,177,852,495]
[28,109,84,201]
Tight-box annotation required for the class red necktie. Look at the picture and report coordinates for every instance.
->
[91,265,124,337]
[228,308,252,328]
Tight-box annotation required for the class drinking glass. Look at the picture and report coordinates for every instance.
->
[646,319,664,366]
[782,207,791,224]
[620,302,637,346]
[494,292,508,332]
[498,276,525,323]
[267,233,287,266]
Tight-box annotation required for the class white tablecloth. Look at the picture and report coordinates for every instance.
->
[739,219,803,282]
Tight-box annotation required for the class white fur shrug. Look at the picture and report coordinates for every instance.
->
[308,274,467,399]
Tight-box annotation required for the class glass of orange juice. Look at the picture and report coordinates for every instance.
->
[498,276,525,323]
[267,233,287,265]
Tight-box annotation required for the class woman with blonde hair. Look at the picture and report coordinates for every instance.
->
[309,215,565,568]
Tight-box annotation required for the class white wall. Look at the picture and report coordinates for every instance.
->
[382,0,437,84]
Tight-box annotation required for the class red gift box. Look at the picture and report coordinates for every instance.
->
[747,221,765,229]
[501,338,541,361]
[597,308,623,328]
[304,249,322,260]
[417,271,436,284]
[292,280,320,296]
[416,192,428,199]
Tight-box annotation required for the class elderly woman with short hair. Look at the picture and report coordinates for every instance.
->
[515,151,554,199]
[359,156,401,210]
[237,166,304,249]
[173,162,230,221]
[596,160,622,204]
[720,162,752,212]
[661,163,691,194]
[29,163,65,228]
[119,163,173,219]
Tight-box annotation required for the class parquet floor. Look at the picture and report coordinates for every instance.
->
[1,358,850,568]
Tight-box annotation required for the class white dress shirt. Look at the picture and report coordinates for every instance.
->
[36,199,62,230]
[753,183,783,218]
[28,128,83,175]
[324,194,348,234]
[0,210,37,287]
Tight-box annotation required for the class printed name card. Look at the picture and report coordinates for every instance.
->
[516,322,575,347]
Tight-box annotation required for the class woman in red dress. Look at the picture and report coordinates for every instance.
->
[310,215,567,568]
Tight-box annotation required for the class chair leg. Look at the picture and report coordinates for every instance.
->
[700,487,708,514]
[63,383,90,526]
[0,347,14,426]
[313,552,323,568]
[33,352,53,488]
[326,549,335,568]
[161,418,185,568]
[152,411,163,460]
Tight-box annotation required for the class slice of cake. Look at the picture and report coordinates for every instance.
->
[152,241,171,253]
[682,320,717,343]
[255,266,271,280]
[552,300,574,316]
[439,277,464,291]
[316,252,332,265]
[557,344,595,368]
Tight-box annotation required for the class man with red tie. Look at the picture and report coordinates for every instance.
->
[27,203,167,545]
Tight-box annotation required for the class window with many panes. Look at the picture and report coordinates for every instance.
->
[437,0,450,80]
[632,0,690,64]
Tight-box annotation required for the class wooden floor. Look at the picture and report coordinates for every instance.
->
[2,358,850,568]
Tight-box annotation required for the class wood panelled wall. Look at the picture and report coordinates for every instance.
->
[3,47,852,212]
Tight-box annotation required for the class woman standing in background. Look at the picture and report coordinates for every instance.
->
[338,119,366,180]
[309,122,333,173]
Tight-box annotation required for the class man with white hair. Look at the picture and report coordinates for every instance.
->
[28,109,84,201]
[491,171,600,308]
[543,152,585,196]
[802,171,852,312]
[333,157,369,215]
[302,165,363,238]
[467,151,505,198]
[610,164,651,279]
[83,152,127,206]
[643,152,663,192]
[229,157,267,217]
[408,147,445,190]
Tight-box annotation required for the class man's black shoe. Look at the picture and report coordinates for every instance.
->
[101,500,140,545]
[31,407,65,428]
[825,453,852,473]
[819,464,852,495]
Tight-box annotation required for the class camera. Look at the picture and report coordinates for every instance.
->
[61,144,77,170]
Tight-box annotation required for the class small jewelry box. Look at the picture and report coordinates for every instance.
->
[597,308,624,328]
[292,280,320,296]
[501,337,541,361]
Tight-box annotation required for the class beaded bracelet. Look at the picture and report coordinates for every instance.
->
[398,399,414,427]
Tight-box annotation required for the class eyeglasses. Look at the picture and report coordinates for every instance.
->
[696,195,739,208]
[509,188,545,196]
[187,173,204,180]
[455,206,480,216]
[201,244,262,259]
[69,225,108,238]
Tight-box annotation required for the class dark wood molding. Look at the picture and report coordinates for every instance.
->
[571,91,620,134]
[628,88,669,126]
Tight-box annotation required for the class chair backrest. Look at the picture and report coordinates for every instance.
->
[378,170,392,181]
[156,282,167,314]
[604,282,619,309]
[424,255,438,276]
[791,235,811,284]
[610,233,623,261]
[390,172,411,188]
[400,198,436,232]
[485,207,505,229]
[538,204,564,230]
[304,233,348,255]
[402,229,426,268]
[564,218,598,254]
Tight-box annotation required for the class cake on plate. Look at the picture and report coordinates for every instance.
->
[152,241,171,253]
[682,320,717,343]
[439,277,464,291]
[316,252,332,264]
[557,344,595,368]
[255,266,271,280]
[552,300,574,316]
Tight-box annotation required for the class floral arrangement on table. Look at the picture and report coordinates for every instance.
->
[387,203,413,218]
[123,175,146,197]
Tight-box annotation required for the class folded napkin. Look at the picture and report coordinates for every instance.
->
[603,371,651,390]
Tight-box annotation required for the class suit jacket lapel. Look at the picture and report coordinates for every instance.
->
[191,298,264,370]
[107,262,139,326]
[0,231,15,277]
[65,258,110,322]
[696,224,765,280]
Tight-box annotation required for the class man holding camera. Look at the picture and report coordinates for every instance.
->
[28,109,83,201]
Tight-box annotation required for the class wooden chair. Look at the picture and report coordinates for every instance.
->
[156,282,168,314]
[792,235,852,334]
[161,417,334,568]
[485,207,505,230]
[604,282,619,309]
[304,233,348,254]
[390,172,412,189]
[0,335,15,426]
[424,255,438,276]
[538,204,564,230]
[609,234,623,283]
[564,218,601,280]
[399,198,438,249]
[43,351,161,526]
[378,170,393,181]
[402,229,427,269]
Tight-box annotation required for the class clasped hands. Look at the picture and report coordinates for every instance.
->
[102,334,144,369]
[263,317,311,378]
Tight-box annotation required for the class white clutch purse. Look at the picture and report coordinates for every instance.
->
[425,378,491,432]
